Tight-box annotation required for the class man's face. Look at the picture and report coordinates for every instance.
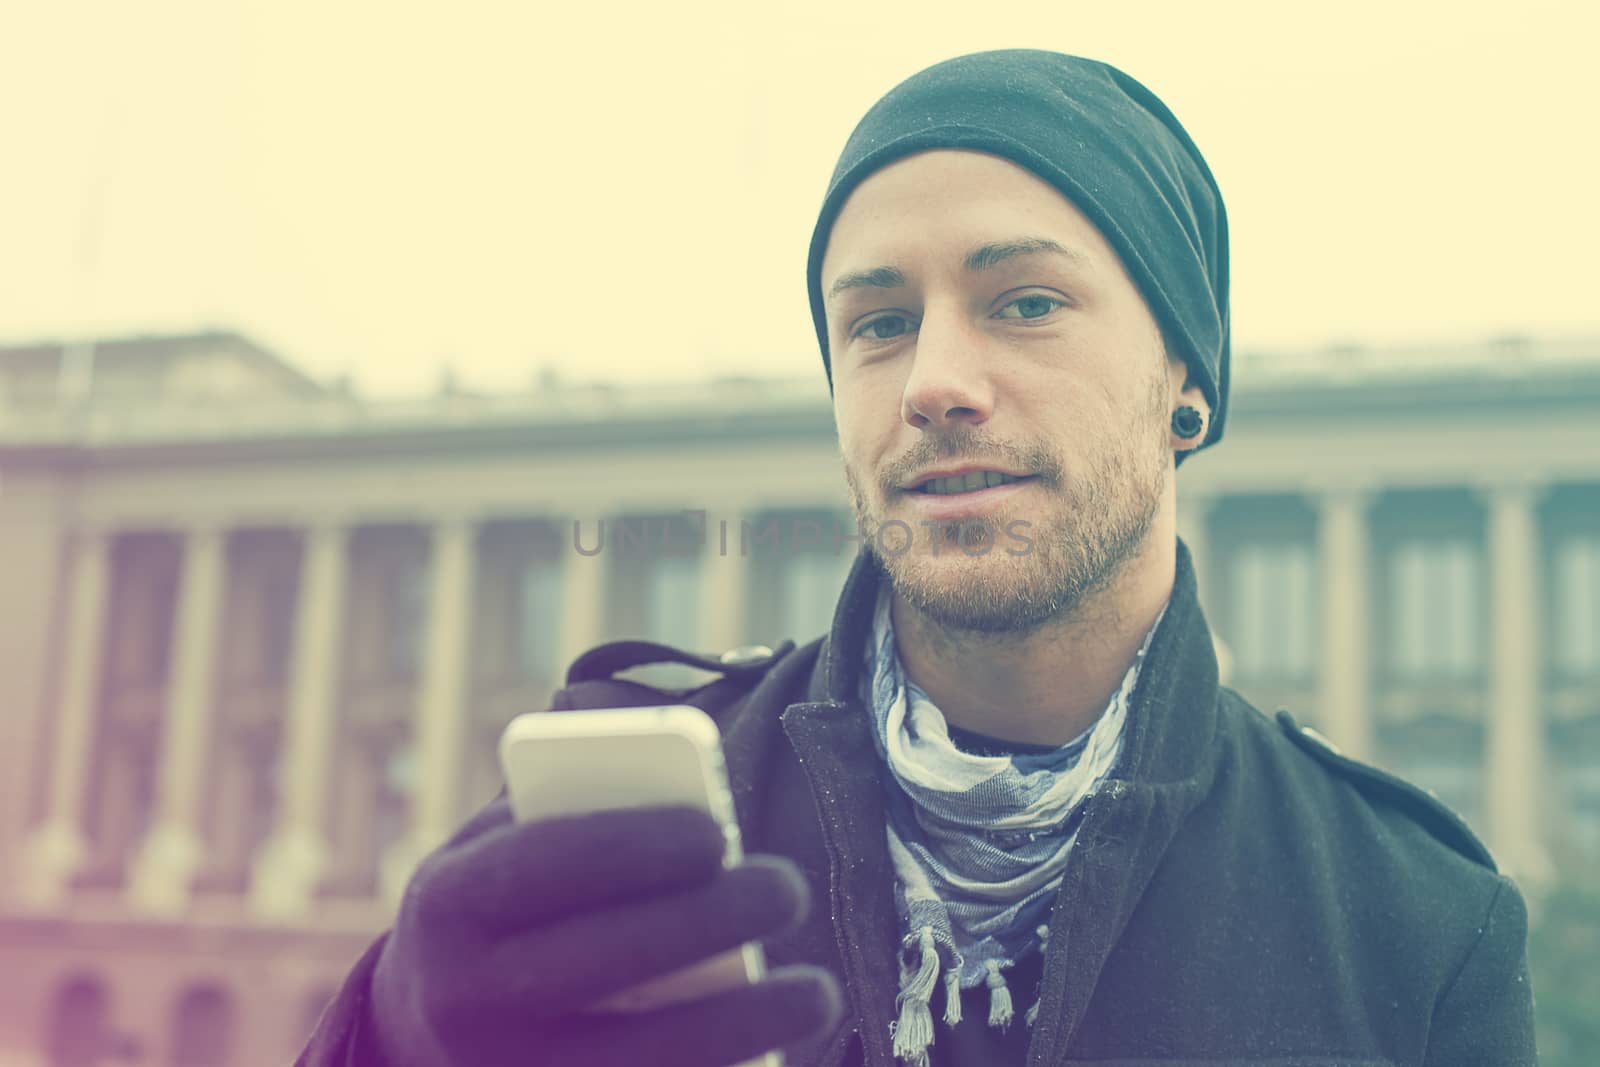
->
[821,149,1185,633]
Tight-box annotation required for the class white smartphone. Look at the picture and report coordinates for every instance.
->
[498,705,782,1067]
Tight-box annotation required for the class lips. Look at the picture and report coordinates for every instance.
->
[916,470,1026,495]
[897,473,1038,522]
[907,467,1040,496]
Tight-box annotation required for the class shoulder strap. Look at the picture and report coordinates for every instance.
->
[553,638,798,721]
[1274,709,1497,872]
[565,638,793,686]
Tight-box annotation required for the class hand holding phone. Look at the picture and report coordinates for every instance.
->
[499,706,778,1021]
[361,709,842,1067]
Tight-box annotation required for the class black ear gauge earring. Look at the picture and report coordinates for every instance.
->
[1171,405,1205,440]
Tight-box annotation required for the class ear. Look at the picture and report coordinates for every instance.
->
[1165,352,1211,450]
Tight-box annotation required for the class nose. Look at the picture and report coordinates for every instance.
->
[900,305,995,431]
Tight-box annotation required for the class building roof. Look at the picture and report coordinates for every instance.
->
[1,331,1597,459]
[0,330,330,408]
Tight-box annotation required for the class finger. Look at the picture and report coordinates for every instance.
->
[516,857,810,1013]
[436,857,809,1021]
[540,966,845,1067]
[411,806,727,931]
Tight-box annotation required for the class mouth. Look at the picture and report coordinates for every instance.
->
[908,470,1039,496]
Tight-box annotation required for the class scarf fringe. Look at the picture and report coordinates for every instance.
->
[892,925,940,1065]
[984,959,1014,1031]
[941,968,962,1026]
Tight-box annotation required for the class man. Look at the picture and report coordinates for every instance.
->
[299,50,1537,1066]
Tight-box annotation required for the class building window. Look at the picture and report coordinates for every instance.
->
[516,561,562,681]
[321,730,413,899]
[1227,540,1316,683]
[258,567,299,684]
[373,741,416,865]
[1553,535,1600,679]
[46,975,111,1067]
[78,731,158,889]
[471,520,562,687]
[1565,766,1600,865]
[220,540,294,687]
[382,560,428,677]
[1378,714,1486,834]
[1387,538,1482,682]
[198,734,278,894]
[608,514,704,648]
[345,527,431,685]
[743,508,856,643]
[105,534,181,686]
[171,984,235,1067]
[645,554,702,648]
[1548,715,1600,868]
[222,532,301,687]
[779,547,855,640]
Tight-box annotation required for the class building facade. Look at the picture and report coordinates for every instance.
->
[1,332,1597,1065]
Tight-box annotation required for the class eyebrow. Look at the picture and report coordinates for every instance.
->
[826,237,1089,300]
[964,237,1089,272]
[827,265,906,300]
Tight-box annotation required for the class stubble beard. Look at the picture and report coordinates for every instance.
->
[842,377,1171,636]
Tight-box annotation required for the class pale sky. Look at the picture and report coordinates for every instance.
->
[3,0,1596,397]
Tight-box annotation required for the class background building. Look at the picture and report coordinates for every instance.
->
[1,331,1597,1065]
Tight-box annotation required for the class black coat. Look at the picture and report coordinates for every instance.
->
[300,540,1537,1066]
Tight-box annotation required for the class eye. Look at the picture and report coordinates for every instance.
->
[853,313,917,341]
[994,295,1063,320]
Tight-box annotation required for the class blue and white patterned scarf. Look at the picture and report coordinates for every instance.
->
[863,587,1165,1066]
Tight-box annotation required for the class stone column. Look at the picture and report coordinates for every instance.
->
[129,525,228,915]
[556,517,609,679]
[696,514,750,653]
[20,528,113,907]
[1484,482,1552,885]
[1317,488,1376,763]
[380,517,476,906]
[251,522,349,919]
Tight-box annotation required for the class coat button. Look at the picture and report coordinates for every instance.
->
[719,644,774,667]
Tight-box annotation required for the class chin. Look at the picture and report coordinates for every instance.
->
[874,513,1081,634]
[891,555,1062,633]
[873,492,1160,635]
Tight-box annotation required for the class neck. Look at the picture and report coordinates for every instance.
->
[890,520,1178,748]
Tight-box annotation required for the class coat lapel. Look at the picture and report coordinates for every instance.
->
[718,550,901,1066]
[778,699,902,1067]
[775,550,903,1067]
[1029,539,1224,1065]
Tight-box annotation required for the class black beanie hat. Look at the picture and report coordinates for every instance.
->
[806,49,1231,458]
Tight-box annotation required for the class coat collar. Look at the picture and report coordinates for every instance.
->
[806,535,1222,791]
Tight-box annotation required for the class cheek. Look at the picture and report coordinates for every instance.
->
[832,371,901,458]
[831,389,869,467]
